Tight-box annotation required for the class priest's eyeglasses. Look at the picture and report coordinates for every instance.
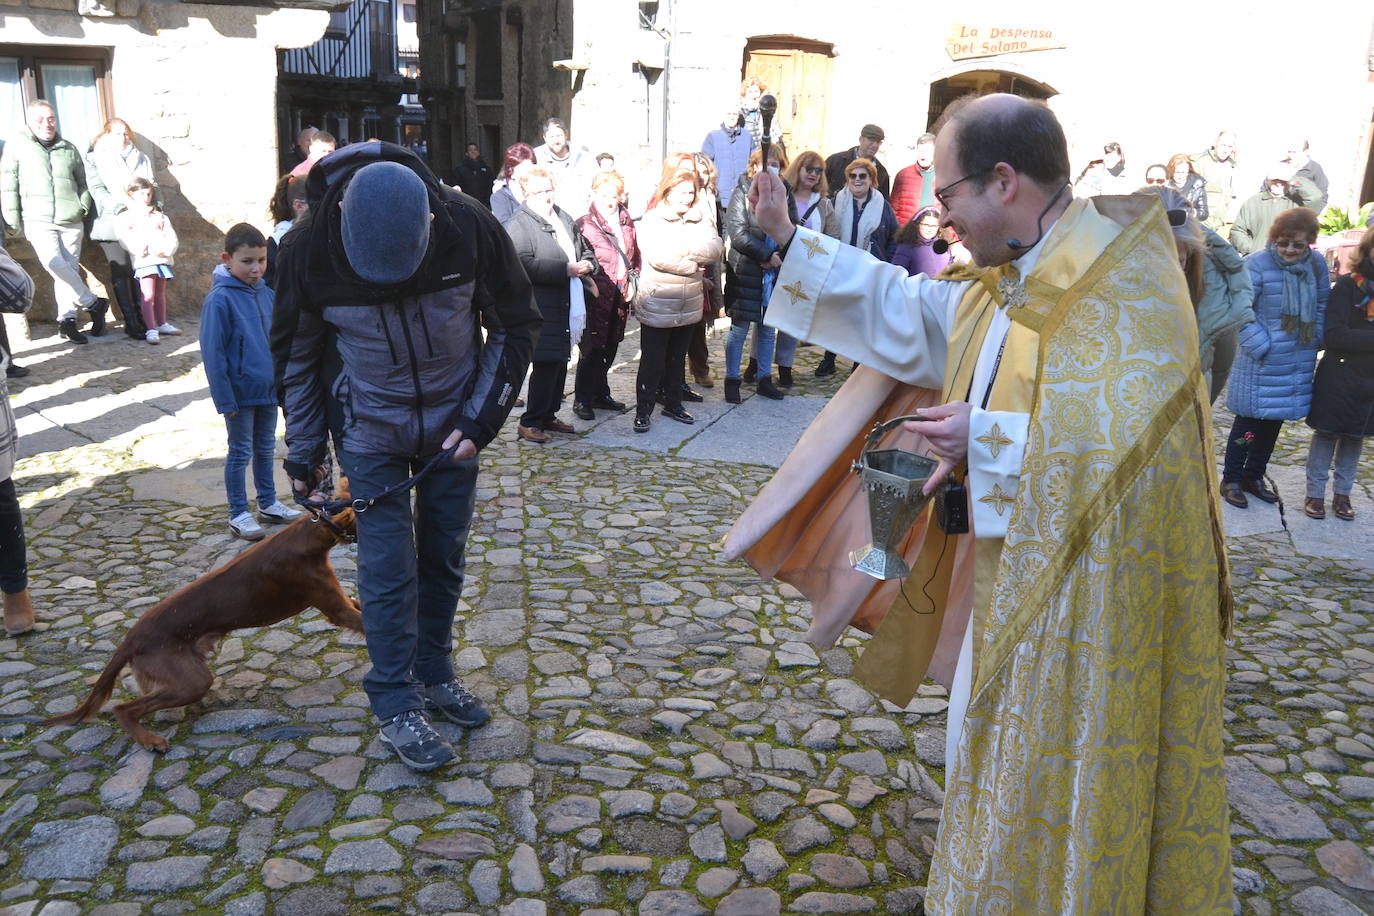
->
[934,168,991,207]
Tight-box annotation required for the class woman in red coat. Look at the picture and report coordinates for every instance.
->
[573,171,640,419]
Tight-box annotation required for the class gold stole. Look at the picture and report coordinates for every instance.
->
[854,198,1121,706]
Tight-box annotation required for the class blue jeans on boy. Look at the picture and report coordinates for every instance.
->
[337,448,479,721]
[224,405,279,517]
[726,319,775,380]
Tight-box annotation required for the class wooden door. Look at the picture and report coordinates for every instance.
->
[744,40,832,161]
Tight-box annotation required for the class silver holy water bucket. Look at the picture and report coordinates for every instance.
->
[850,415,940,580]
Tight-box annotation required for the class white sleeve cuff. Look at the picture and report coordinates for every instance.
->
[966,408,1029,539]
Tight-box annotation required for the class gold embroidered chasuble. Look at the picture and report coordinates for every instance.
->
[745,197,1235,914]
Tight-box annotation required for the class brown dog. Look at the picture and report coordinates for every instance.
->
[45,506,364,751]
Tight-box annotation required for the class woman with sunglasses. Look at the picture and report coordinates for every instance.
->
[1166,153,1209,223]
[776,151,839,387]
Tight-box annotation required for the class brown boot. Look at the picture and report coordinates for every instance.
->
[3,588,34,636]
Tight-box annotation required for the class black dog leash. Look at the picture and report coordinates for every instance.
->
[295,443,464,541]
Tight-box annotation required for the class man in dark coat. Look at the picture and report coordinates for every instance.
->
[453,143,494,209]
[825,124,890,199]
[273,142,540,771]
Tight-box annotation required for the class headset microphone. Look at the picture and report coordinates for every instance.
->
[1005,182,1070,252]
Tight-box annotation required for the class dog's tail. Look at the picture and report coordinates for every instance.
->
[43,642,133,727]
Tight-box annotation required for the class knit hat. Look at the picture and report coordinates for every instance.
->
[340,162,430,285]
[860,124,885,142]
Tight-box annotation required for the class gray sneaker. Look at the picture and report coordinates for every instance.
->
[378,709,456,771]
[422,678,490,729]
[258,500,304,524]
[229,511,265,541]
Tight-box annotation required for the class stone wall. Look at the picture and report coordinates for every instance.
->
[0,0,326,331]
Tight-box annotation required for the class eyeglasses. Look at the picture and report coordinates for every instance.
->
[803,166,822,175]
[1146,178,1166,185]
[847,172,870,182]
[934,169,990,207]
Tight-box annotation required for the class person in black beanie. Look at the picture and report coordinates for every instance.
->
[273,143,540,771]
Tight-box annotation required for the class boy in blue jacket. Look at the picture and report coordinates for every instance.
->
[201,223,302,540]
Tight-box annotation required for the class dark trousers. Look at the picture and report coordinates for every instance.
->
[521,360,567,429]
[637,324,692,415]
[99,241,146,338]
[1221,416,1284,483]
[574,342,618,405]
[337,449,479,721]
[687,316,710,381]
[0,478,27,594]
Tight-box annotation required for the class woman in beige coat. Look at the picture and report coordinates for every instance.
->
[632,165,723,432]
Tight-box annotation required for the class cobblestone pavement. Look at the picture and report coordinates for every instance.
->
[0,318,1372,916]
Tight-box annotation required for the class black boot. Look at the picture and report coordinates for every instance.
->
[777,366,793,388]
[59,318,88,345]
[742,357,758,383]
[724,378,742,404]
[814,353,836,377]
[757,376,784,400]
[87,298,109,337]
[113,278,146,339]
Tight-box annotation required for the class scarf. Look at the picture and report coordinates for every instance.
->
[1353,261,1374,321]
[835,187,884,255]
[1268,244,1319,344]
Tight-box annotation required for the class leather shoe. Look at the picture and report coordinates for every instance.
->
[1304,497,1325,520]
[679,385,704,403]
[1240,478,1279,504]
[516,424,547,443]
[573,402,595,420]
[661,406,695,425]
[5,362,29,379]
[1220,481,1247,509]
[592,396,628,413]
[633,412,651,433]
[1333,494,1354,521]
[693,374,715,388]
[545,418,576,434]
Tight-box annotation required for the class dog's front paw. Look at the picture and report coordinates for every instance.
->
[139,733,170,753]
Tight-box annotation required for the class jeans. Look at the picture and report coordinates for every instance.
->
[338,448,479,720]
[1221,416,1283,483]
[775,330,799,369]
[521,360,567,429]
[726,319,775,380]
[223,405,279,517]
[0,478,27,594]
[575,342,618,404]
[636,324,692,414]
[1306,430,1364,498]
[25,222,96,320]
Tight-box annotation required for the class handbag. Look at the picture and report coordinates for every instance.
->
[603,225,639,304]
[0,247,34,315]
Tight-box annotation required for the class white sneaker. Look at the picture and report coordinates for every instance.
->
[145,329,160,345]
[258,501,304,524]
[157,323,182,336]
[229,511,265,541]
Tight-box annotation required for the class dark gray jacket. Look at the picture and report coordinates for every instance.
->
[272,142,540,471]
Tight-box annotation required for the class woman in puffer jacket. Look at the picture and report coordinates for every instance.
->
[631,165,722,433]
[1220,207,1329,508]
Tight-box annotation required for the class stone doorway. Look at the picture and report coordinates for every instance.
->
[926,69,1056,131]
